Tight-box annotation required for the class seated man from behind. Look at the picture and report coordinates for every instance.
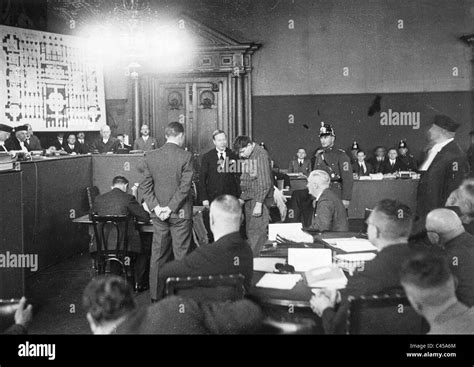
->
[156,195,254,300]
[446,178,474,234]
[297,170,348,231]
[401,251,474,334]
[83,275,263,334]
[310,199,415,334]
[93,176,151,276]
[425,208,474,307]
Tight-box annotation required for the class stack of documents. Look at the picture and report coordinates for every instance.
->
[287,248,332,272]
[255,273,302,290]
[305,265,348,289]
[324,237,378,253]
[268,223,314,243]
[369,173,384,180]
[334,252,377,274]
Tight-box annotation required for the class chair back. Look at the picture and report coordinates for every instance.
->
[346,293,428,334]
[165,274,245,303]
[86,186,100,213]
[90,213,130,277]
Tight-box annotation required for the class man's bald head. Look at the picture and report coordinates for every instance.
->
[307,170,330,198]
[426,208,465,243]
[210,195,242,235]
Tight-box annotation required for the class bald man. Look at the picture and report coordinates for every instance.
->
[155,195,253,300]
[305,170,348,232]
[426,208,474,306]
[91,125,120,153]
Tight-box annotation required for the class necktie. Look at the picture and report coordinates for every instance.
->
[219,152,224,161]
[299,160,302,167]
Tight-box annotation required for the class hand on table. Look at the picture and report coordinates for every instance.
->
[310,288,340,317]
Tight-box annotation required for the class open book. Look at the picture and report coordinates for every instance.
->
[304,265,348,289]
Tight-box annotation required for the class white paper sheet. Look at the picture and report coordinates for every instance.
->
[334,253,377,262]
[268,223,302,241]
[324,238,377,253]
[255,273,302,290]
[287,248,332,272]
[253,257,286,272]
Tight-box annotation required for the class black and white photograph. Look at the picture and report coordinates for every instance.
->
[1,0,474,362]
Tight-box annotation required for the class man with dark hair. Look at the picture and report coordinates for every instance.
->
[233,135,273,254]
[62,133,81,154]
[83,275,264,334]
[200,130,240,209]
[288,147,311,175]
[353,149,372,176]
[416,115,469,230]
[310,199,416,334]
[93,176,151,285]
[50,132,65,151]
[156,195,253,299]
[425,208,474,306]
[401,251,474,334]
[141,121,194,302]
[381,147,405,174]
[368,146,387,173]
[133,124,157,151]
[117,134,132,151]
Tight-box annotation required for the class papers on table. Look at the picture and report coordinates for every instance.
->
[287,173,305,177]
[324,237,378,253]
[268,223,314,243]
[287,248,332,272]
[358,175,372,181]
[253,257,286,272]
[255,273,302,290]
[369,173,383,180]
[305,265,348,289]
[334,253,377,262]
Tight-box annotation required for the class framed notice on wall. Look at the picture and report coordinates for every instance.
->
[0,25,105,131]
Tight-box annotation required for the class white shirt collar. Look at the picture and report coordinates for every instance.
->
[432,138,454,153]
[390,159,396,164]
[142,136,149,142]
[102,138,109,144]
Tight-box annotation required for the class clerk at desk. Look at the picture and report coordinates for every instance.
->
[91,125,120,154]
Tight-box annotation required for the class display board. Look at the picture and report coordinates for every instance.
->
[0,25,105,131]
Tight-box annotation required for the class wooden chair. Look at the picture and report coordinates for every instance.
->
[165,274,245,303]
[86,186,100,213]
[90,213,134,282]
[346,293,428,334]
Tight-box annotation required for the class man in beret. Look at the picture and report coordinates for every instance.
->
[5,125,30,153]
[0,124,13,152]
[415,115,469,231]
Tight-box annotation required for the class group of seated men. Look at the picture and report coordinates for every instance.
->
[0,123,158,156]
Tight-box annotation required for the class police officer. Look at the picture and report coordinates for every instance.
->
[349,140,360,165]
[397,140,418,172]
[311,123,353,208]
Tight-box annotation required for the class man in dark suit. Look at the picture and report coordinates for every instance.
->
[62,133,82,154]
[381,147,405,174]
[310,199,416,334]
[140,121,194,302]
[416,115,469,230]
[83,275,263,334]
[200,130,240,208]
[156,195,253,299]
[117,134,132,152]
[398,140,418,172]
[25,124,42,150]
[50,132,65,151]
[288,147,312,175]
[425,209,474,307]
[93,176,151,285]
[133,124,158,151]
[368,146,387,173]
[0,124,13,152]
[91,125,120,153]
[353,149,373,176]
[76,131,92,154]
[4,125,30,152]
[301,170,348,231]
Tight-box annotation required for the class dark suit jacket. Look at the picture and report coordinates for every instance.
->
[116,295,263,334]
[141,142,194,219]
[4,137,27,151]
[133,136,158,151]
[288,158,312,175]
[199,147,240,203]
[50,138,65,150]
[353,160,373,176]
[368,157,386,173]
[26,135,42,150]
[322,243,415,334]
[93,188,150,252]
[62,142,82,154]
[381,157,405,174]
[157,231,253,299]
[417,141,469,220]
[308,188,349,232]
[444,231,474,307]
[91,137,120,153]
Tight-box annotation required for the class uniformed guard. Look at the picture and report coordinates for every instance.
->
[397,140,418,172]
[312,122,353,207]
[349,140,360,164]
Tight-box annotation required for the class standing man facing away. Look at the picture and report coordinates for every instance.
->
[140,121,194,302]
[416,115,468,230]
[133,124,158,151]
[233,136,273,255]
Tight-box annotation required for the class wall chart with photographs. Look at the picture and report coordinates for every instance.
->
[0,25,105,131]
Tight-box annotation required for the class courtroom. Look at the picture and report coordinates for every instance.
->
[2,0,474,344]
